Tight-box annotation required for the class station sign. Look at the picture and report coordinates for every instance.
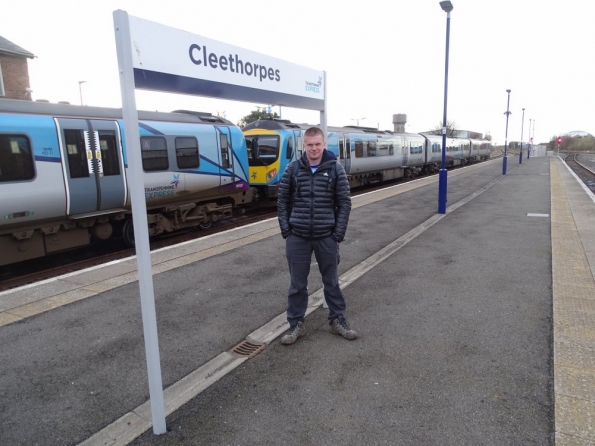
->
[126,15,325,110]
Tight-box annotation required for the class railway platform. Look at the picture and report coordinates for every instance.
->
[1,155,594,445]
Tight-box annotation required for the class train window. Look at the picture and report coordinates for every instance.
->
[0,134,35,182]
[389,144,394,156]
[367,141,377,157]
[410,143,423,154]
[64,129,90,178]
[140,136,169,171]
[219,134,230,169]
[99,131,120,176]
[286,136,294,160]
[176,137,199,169]
[296,134,303,159]
[246,135,279,167]
[354,140,364,158]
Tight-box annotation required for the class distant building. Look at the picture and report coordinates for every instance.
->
[0,35,35,100]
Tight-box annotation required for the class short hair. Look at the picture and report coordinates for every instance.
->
[304,126,325,140]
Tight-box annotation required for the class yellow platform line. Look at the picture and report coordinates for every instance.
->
[551,158,595,445]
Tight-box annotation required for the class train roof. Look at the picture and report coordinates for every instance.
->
[243,118,422,138]
[0,98,235,126]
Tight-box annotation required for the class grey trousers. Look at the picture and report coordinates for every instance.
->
[285,234,346,326]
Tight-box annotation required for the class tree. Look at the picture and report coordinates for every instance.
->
[429,120,460,137]
[548,134,595,152]
[237,108,280,128]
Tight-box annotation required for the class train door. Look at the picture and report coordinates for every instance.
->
[338,133,352,174]
[402,137,409,166]
[293,131,303,160]
[218,126,234,189]
[55,118,127,215]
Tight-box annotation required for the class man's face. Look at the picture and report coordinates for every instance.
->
[304,133,325,165]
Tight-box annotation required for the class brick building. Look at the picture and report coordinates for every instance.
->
[0,35,35,100]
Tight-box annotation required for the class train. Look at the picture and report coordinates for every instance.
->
[243,119,492,201]
[0,99,253,266]
[0,99,492,267]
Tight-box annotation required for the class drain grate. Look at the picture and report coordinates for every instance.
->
[230,340,267,358]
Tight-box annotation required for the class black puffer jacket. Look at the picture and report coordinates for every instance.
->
[277,150,351,242]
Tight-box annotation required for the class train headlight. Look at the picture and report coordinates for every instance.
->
[266,169,277,181]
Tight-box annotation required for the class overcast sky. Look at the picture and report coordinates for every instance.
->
[2,0,593,145]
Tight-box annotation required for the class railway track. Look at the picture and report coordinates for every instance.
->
[0,210,276,292]
[0,157,496,292]
[564,153,595,193]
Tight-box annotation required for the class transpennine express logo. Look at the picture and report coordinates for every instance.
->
[305,76,323,94]
[171,174,180,188]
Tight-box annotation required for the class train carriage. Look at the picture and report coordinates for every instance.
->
[243,119,426,197]
[0,99,252,265]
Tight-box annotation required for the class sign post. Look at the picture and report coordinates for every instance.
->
[113,10,326,435]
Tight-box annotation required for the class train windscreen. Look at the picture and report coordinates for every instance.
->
[245,135,279,167]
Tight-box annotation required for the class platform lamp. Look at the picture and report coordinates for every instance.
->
[519,108,525,164]
[530,120,535,159]
[527,119,533,159]
[502,89,511,175]
[438,0,453,214]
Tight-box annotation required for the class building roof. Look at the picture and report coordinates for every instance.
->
[0,35,34,58]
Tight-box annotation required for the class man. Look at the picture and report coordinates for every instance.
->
[277,126,358,345]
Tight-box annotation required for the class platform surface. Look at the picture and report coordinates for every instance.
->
[1,156,594,445]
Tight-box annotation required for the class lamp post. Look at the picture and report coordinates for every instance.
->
[527,119,532,159]
[78,80,87,106]
[438,0,453,215]
[531,120,535,158]
[502,89,511,175]
[351,117,366,126]
[519,108,525,164]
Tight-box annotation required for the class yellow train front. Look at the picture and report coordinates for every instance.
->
[242,119,306,204]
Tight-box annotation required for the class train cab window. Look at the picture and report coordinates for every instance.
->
[64,129,90,178]
[219,134,230,169]
[140,136,169,171]
[0,134,35,182]
[246,135,279,167]
[176,137,199,169]
[98,131,120,176]
[354,140,364,158]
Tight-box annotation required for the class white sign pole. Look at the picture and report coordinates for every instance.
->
[113,10,166,435]
[320,71,328,137]
[320,71,329,310]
